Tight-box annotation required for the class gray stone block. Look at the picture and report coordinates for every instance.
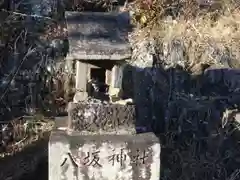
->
[49,130,161,180]
[67,102,136,134]
[75,61,88,92]
[65,11,132,60]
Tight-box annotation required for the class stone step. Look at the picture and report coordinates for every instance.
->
[67,101,136,134]
[65,11,132,61]
[49,130,161,180]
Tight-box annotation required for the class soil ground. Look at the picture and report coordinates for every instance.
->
[19,159,48,180]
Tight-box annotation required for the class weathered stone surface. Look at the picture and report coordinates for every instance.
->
[68,101,136,134]
[105,69,112,85]
[75,61,88,92]
[49,130,161,180]
[111,65,123,88]
[65,11,132,60]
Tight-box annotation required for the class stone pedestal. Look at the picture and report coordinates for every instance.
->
[67,102,136,134]
[49,101,161,180]
[49,131,160,180]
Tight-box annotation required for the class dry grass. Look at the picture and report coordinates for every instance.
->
[129,1,240,179]
[0,115,54,157]
[65,0,118,11]
[0,12,58,158]
[130,0,240,72]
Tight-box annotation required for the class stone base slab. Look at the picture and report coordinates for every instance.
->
[49,130,160,180]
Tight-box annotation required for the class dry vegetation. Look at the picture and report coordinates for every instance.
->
[0,115,54,157]
[130,0,240,72]
[129,1,240,179]
[0,11,57,156]
[65,0,119,11]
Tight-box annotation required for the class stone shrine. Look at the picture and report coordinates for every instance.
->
[49,7,161,180]
[65,11,132,102]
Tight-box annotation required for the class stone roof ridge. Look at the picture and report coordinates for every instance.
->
[65,11,132,60]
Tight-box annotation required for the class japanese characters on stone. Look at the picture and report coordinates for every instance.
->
[60,148,150,168]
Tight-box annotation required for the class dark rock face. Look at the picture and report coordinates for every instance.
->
[122,64,134,99]
[132,69,154,132]
[68,101,136,133]
[202,68,240,95]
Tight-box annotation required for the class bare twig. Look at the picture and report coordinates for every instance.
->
[13,136,27,146]
[227,169,240,180]
[13,30,25,52]
[0,47,36,102]
[1,9,53,20]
